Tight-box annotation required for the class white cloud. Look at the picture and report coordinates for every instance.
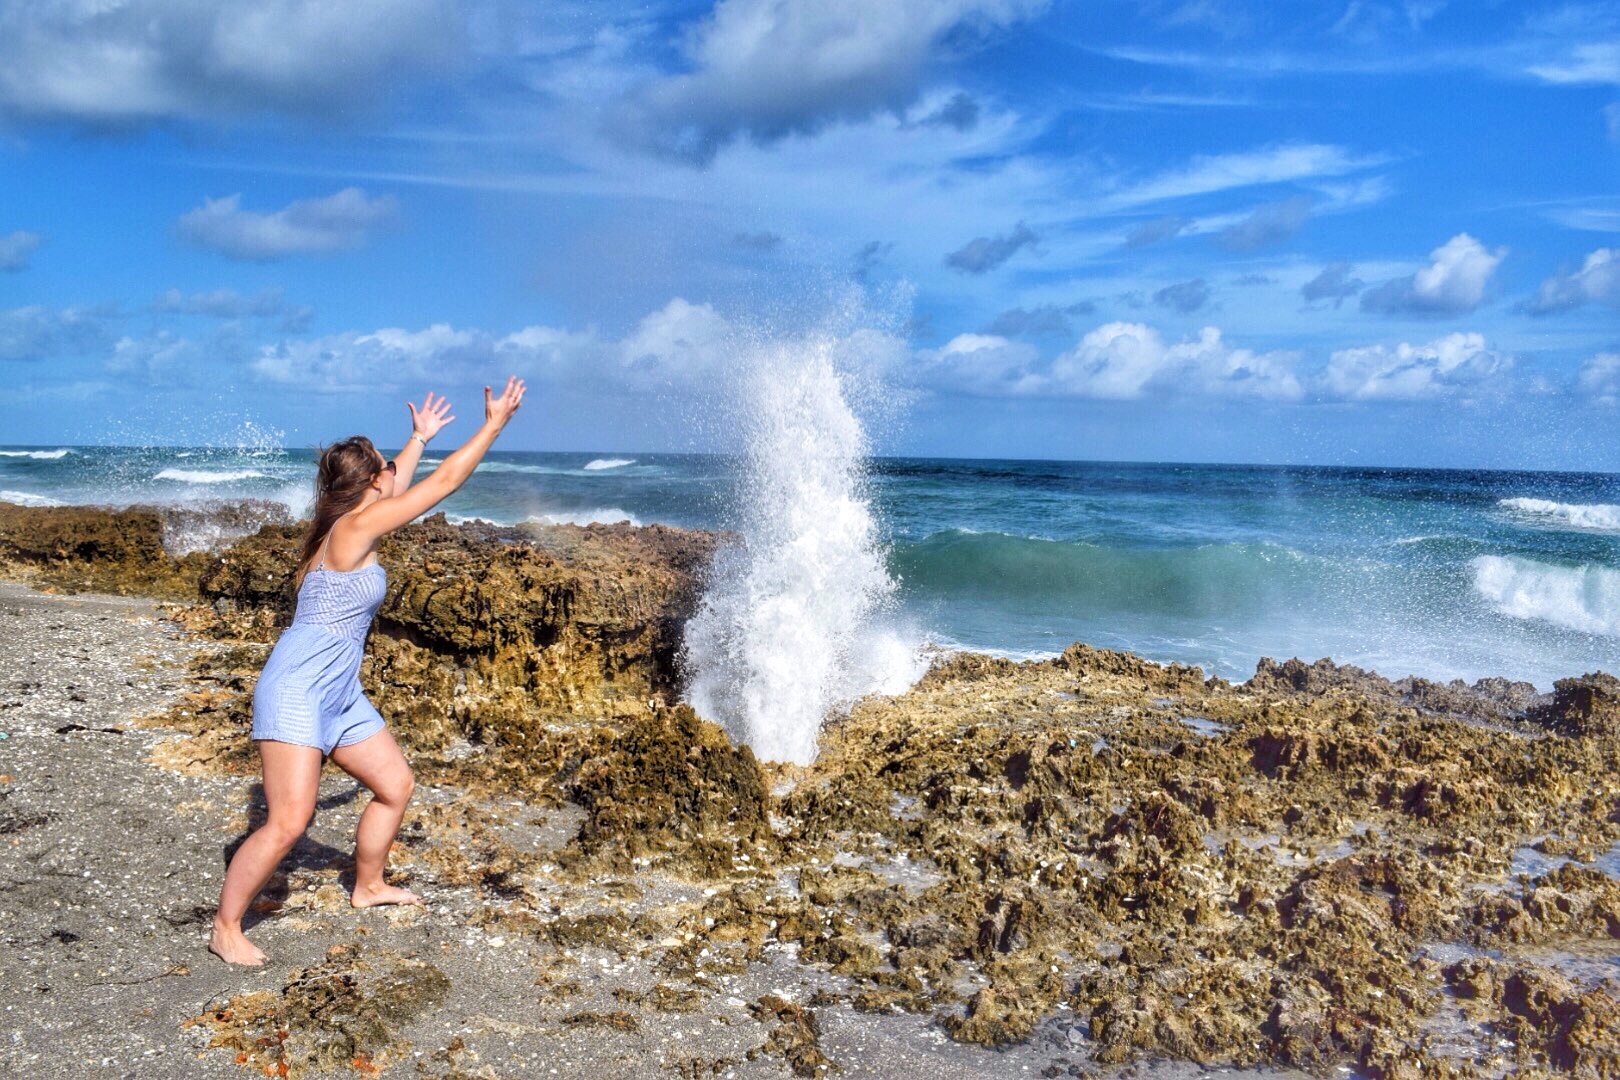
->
[1117,144,1375,206]
[1527,41,1620,84]
[615,0,1047,162]
[178,188,397,261]
[0,231,45,272]
[1579,352,1620,404]
[915,332,1041,395]
[0,304,114,361]
[1527,247,1620,314]
[1361,233,1506,314]
[0,0,461,127]
[1045,322,1303,401]
[618,298,732,383]
[249,298,729,392]
[1320,332,1511,400]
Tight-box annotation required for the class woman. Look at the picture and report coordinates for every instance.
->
[210,376,526,966]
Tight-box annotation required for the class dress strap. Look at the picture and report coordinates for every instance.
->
[315,528,333,571]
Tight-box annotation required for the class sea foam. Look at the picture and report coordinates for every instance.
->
[1499,497,1620,533]
[1,490,65,507]
[0,449,71,460]
[1472,554,1620,637]
[154,468,270,484]
[583,458,635,471]
[682,334,924,765]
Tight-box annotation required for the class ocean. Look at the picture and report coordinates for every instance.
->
[3,443,1618,692]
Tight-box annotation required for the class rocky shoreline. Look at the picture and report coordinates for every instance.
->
[1,501,1616,1078]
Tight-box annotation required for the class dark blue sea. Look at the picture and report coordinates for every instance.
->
[4,444,1617,689]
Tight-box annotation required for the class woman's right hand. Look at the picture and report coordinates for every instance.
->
[484,376,527,429]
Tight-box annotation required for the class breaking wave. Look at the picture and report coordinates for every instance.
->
[583,458,635,471]
[154,468,271,484]
[0,449,72,460]
[1499,498,1620,534]
[1471,554,1620,637]
[1,490,65,507]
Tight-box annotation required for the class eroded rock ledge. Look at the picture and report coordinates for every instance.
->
[4,500,1618,1077]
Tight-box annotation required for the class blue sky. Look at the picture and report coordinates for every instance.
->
[1,0,1617,468]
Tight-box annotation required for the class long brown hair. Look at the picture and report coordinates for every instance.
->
[296,436,382,584]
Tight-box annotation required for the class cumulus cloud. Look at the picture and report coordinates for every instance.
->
[0,304,114,362]
[1045,322,1303,401]
[915,333,1041,395]
[616,0,1045,163]
[0,0,461,127]
[1215,195,1312,251]
[618,298,732,383]
[1153,278,1210,314]
[178,188,397,261]
[1124,215,1189,248]
[250,299,730,393]
[1300,262,1365,306]
[945,222,1037,274]
[1579,352,1620,405]
[1360,233,1506,315]
[0,231,45,272]
[984,301,1096,338]
[1526,248,1620,314]
[1320,332,1511,400]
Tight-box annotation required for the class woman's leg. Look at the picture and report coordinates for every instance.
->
[328,727,421,907]
[210,740,322,965]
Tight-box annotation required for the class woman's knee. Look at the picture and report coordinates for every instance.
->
[260,816,307,850]
[374,768,415,807]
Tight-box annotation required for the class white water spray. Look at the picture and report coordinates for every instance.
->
[682,334,925,765]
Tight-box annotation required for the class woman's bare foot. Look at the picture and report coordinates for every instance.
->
[350,882,422,909]
[208,922,268,966]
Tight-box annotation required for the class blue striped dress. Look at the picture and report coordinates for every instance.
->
[250,541,388,754]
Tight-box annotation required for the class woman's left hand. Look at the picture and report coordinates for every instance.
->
[407,392,455,441]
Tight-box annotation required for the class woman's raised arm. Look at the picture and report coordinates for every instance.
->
[350,377,526,541]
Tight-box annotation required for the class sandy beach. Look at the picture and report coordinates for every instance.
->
[1,504,1617,1078]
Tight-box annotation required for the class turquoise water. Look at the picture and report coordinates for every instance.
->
[4,445,1618,688]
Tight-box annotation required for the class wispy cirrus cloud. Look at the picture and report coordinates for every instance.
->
[1527,41,1620,84]
[1115,144,1379,207]
[178,188,397,261]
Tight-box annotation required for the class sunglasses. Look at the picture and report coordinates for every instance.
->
[378,460,397,477]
